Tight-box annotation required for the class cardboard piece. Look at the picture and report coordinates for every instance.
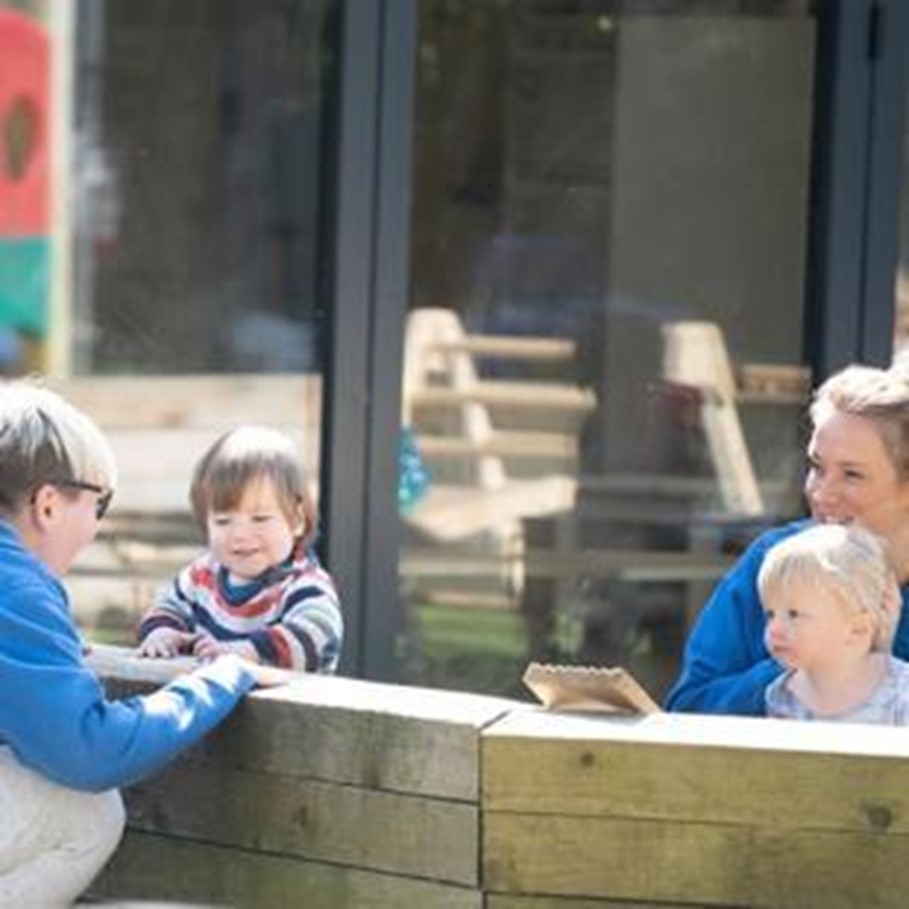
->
[522,662,662,715]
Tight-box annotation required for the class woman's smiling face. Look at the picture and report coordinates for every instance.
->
[804,409,909,540]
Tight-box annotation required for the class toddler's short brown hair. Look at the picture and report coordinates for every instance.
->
[190,426,316,546]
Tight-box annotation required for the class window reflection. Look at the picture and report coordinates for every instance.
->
[73,2,335,375]
[401,1,815,699]
[0,1,338,643]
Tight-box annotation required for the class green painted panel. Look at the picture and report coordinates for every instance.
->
[0,236,49,337]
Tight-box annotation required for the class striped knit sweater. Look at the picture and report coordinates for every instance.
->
[139,543,342,672]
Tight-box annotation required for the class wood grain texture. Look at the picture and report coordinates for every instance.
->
[484,813,750,905]
[486,895,694,908]
[93,646,517,800]
[484,813,909,908]
[124,757,478,885]
[482,710,909,833]
[482,710,909,907]
[46,373,321,429]
[91,651,909,908]
[93,830,482,909]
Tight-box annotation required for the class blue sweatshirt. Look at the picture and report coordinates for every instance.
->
[0,522,258,791]
[665,519,909,716]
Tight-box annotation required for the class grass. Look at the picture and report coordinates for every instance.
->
[405,602,533,698]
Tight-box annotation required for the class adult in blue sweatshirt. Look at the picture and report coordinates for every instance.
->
[667,363,909,715]
[0,381,286,904]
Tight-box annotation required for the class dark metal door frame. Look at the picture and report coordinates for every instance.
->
[808,0,908,375]
[322,0,415,680]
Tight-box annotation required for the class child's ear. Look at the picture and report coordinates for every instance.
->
[291,498,309,538]
[847,611,876,648]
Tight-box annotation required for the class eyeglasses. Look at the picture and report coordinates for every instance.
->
[52,480,114,520]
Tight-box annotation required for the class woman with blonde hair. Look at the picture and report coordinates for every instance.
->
[667,361,909,715]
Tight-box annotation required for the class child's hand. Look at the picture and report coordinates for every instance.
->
[192,634,259,664]
[137,627,198,658]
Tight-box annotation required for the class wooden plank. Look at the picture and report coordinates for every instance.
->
[124,758,478,885]
[484,709,909,905]
[410,382,595,413]
[482,710,909,833]
[484,813,751,905]
[737,387,808,405]
[747,826,909,909]
[661,321,764,515]
[736,362,811,402]
[90,646,516,801]
[487,897,680,909]
[405,477,577,542]
[484,812,909,907]
[93,830,482,909]
[698,393,765,514]
[201,686,512,803]
[418,430,579,460]
[437,335,577,361]
[45,373,322,429]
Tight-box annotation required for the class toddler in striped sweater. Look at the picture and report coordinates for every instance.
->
[138,426,342,672]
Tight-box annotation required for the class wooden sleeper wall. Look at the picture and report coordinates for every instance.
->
[90,649,909,908]
[91,651,511,908]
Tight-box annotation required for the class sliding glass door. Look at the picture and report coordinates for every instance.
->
[398,1,818,699]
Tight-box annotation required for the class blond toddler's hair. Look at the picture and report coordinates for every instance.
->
[758,524,895,652]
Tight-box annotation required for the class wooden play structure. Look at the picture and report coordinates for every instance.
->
[661,320,809,517]
[89,646,909,908]
[401,307,595,606]
[402,307,593,541]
